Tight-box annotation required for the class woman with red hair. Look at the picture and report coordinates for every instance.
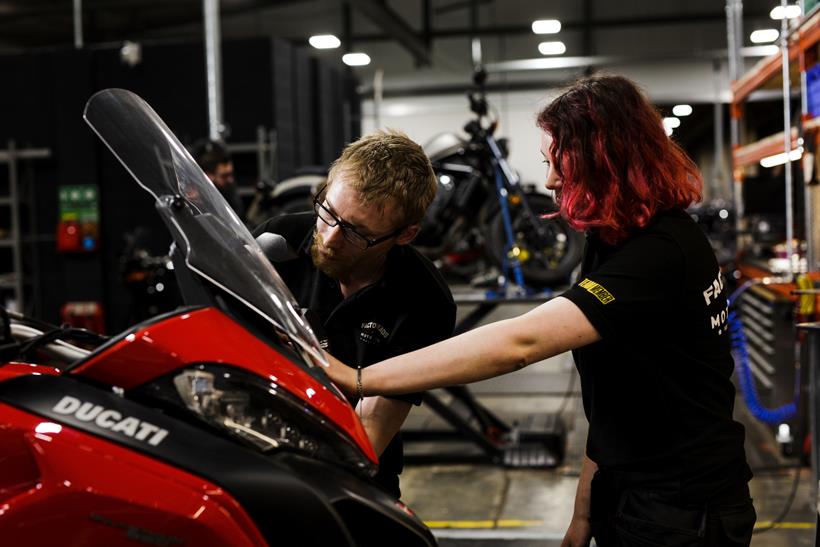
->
[325,75,755,546]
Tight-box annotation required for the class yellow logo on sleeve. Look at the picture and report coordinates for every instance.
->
[579,278,615,305]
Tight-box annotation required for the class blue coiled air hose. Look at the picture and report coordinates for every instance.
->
[728,281,799,424]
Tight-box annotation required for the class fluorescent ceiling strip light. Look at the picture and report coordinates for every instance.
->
[538,41,566,55]
[532,19,561,34]
[343,52,371,66]
[750,29,779,43]
[760,147,803,168]
[309,34,341,49]
[770,5,801,20]
[672,104,693,116]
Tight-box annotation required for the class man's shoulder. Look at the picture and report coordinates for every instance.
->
[391,245,454,307]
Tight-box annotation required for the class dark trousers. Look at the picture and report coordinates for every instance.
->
[589,470,756,547]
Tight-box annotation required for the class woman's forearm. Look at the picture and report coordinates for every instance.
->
[364,316,531,395]
[362,296,599,396]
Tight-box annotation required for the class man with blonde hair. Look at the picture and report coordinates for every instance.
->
[254,130,455,498]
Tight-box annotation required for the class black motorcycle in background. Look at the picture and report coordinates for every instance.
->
[415,69,582,287]
[119,228,180,323]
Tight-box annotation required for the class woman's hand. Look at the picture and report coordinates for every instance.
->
[322,351,357,396]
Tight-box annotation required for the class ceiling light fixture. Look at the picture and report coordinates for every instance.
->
[538,41,566,55]
[663,117,681,129]
[308,34,341,49]
[769,4,801,20]
[343,52,371,66]
[760,147,803,168]
[672,104,693,117]
[744,44,780,56]
[532,19,561,34]
[750,28,780,43]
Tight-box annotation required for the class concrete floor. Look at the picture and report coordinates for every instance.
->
[397,297,818,547]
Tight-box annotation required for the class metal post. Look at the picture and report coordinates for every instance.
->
[794,0,815,271]
[780,0,795,276]
[726,0,745,239]
[471,38,482,67]
[342,2,353,55]
[255,126,266,182]
[800,61,815,272]
[8,141,22,313]
[734,0,744,76]
[343,101,352,144]
[725,1,738,82]
[73,0,83,49]
[373,69,383,129]
[713,60,726,199]
[25,161,40,316]
[811,334,820,544]
[268,129,278,182]
[204,0,224,141]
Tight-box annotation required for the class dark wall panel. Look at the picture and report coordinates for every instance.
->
[293,49,317,169]
[271,38,296,180]
[91,42,209,332]
[47,50,102,323]
[0,38,360,332]
[315,60,343,167]
[224,39,274,143]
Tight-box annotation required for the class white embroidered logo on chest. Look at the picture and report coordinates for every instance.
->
[359,321,390,344]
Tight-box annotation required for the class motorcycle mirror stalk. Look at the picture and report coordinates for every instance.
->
[469,64,489,118]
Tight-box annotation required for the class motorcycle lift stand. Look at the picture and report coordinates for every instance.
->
[403,386,566,468]
[402,291,567,469]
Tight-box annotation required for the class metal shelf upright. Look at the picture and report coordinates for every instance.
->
[0,141,50,313]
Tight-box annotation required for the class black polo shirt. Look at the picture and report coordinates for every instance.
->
[254,212,456,498]
[562,209,751,501]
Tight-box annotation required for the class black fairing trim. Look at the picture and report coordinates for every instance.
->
[0,375,434,547]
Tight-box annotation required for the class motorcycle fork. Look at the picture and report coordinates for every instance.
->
[486,135,547,237]
[492,161,527,290]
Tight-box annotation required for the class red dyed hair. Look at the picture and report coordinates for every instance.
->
[536,75,702,245]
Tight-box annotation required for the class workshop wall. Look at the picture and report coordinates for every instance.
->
[0,37,359,332]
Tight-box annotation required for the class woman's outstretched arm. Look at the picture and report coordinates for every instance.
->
[326,296,600,396]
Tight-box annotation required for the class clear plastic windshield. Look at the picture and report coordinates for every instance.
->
[83,88,326,367]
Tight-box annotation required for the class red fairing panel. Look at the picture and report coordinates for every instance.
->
[69,308,376,463]
[0,403,267,547]
[0,363,61,381]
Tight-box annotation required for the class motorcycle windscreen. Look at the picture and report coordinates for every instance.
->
[83,88,327,367]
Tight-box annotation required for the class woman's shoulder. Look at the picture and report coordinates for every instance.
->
[646,209,710,247]
[627,209,717,273]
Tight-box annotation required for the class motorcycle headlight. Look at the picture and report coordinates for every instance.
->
[134,363,376,476]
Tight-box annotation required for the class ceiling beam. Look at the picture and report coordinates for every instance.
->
[346,0,431,66]
[353,10,772,41]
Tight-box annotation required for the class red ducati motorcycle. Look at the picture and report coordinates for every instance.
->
[0,89,436,547]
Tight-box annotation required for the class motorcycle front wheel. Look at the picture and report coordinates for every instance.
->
[487,192,583,287]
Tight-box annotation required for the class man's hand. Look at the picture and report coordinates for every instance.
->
[561,515,592,547]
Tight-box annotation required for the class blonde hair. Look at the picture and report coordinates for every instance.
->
[327,129,437,225]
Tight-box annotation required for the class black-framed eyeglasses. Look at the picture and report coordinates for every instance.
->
[312,187,403,251]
